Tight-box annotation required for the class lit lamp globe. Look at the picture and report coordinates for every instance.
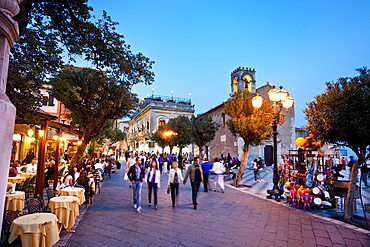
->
[277,88,288,102]
[252,94,263,108]
[268,87,279,102]
[283,95,294,109]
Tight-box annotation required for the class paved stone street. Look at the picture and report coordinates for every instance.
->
[58,162,370,247]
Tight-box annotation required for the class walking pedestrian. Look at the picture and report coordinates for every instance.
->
[183,157,203,210]
[211,157,226,192]
[145,160,161,209]
[126,153,136,187]
[360,163,369,188]
[252,159,261,182]
[201,157,212,192]
[168,161,183,207]
[127,157,145,212]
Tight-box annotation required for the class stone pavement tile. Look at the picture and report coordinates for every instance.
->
[288,238,303,246]
[329,233,345,244]
[343,237,366,246]
[337,227,360,240]
[313,229,330,238]
[262,231,277,241]
[259,239,274,247]
[275,230,288,241]
[359,237,370,246]
[325,224,341,234]
[274,239,288,247]
[302,239,317,247]
[288,229,302,240]
[315,236,333,247]
[312,221,327,230]
[302,229,315,239]
[264,225,278,233]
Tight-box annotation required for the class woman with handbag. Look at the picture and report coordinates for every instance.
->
[167,161,183,207]
[145,160,161,210]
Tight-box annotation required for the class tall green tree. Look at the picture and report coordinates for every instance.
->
[167,116,193,156]
[50,68,138,165]
[149,126,174,153]
[190,115,219,160]
[304,67,370,222]
[224,92,273,187]
[9,1,154,123]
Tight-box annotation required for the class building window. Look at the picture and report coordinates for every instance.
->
[42,95,55,106]
[147,121,149,130]
[159,119,165,126]
[221,113,226,126]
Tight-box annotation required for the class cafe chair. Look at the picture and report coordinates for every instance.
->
[74,184,92,208]
[26,198,42,214]
[1,210,21,246]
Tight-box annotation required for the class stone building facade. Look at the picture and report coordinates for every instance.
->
[202,67,296,165]
[127,95,195,153]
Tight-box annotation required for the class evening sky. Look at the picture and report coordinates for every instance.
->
[85,0,370,127]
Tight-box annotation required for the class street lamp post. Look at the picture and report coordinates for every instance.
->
[252,86,294,201]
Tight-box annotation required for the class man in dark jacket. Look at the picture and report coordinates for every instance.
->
[183,157,203,210]
[127,157,145,212]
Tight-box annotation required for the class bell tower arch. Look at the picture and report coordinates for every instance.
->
[230,67,256,95]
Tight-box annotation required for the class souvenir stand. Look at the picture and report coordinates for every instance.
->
[280,149,336,211]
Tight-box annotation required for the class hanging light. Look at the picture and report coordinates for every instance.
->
[53,135,59,141]
[27,128,34,137]
[252,94,263,108]
[38,130,45,137]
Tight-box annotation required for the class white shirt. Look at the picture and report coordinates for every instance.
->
[27,163,37,172]
[211,162,226,175]
[94,162,103,170]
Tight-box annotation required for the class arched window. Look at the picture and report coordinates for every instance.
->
[233,77,238,94]
[244,75,251,92]
[221,112,226,126]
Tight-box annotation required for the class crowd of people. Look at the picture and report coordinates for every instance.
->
[123,151,239,212]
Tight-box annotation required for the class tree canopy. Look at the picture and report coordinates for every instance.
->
[49,68,137,164]
[190,115,219,159]
[224,91,273,187]
[166,116,193,155]
[9,0,154,124]
[304,67,370,222]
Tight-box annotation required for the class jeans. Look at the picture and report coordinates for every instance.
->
[132,180,142,207]
[170,183,179,205]
[254,169,261,181]
[191,181,201,206]
[148,182,158,206]
[203,173,209,192]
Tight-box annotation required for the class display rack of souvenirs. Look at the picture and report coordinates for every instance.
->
[281,136,335,210]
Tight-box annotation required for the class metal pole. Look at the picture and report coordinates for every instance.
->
[272,121,279,187]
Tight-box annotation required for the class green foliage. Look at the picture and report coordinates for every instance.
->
[99,119,126,142]
[190,115,219,154]
[50,68,135,141]
[167,116,193,152]
[224,92,272,147]
[149,126,171,150]
[305,67,370,159]
[9,0,154,124]
[304,67,370,222]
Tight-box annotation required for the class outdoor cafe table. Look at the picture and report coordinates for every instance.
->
[8,176,26,184]
[20,173,37,178]
[60,187,85,205]
[8,213,59,247]
[5,191,25,212]
[50,196,79,232]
